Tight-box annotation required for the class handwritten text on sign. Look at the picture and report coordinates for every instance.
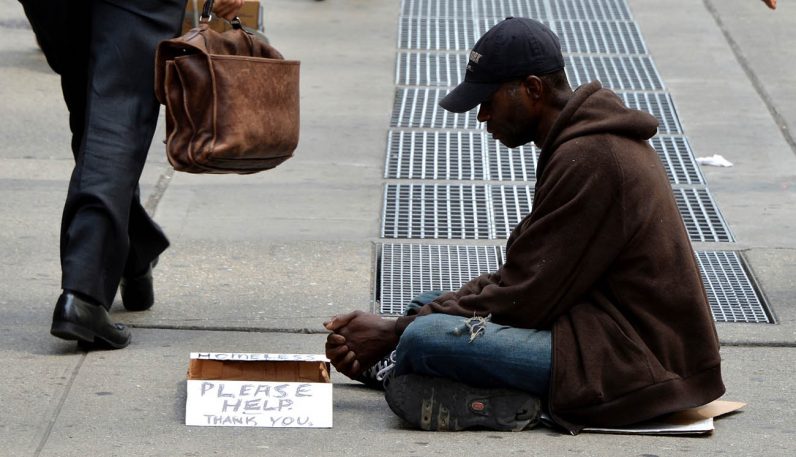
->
[185,380,333,428]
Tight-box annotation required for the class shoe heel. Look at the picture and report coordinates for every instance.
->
[51,321,95,342]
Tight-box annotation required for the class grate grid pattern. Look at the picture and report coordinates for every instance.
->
[620,92,683,134]
[382,184,492,239]
[392,88,684,134]
[491,185,535,238]
[552,20,647,55]
[674,188,734,242]
[400,17,647,54]
[379,243,502,314]
[650,136,705,185]
[697,251,771,323]
[392,88,480,129]
[396,52,664,91]
[548,0,633,21]
[385,130,487,180]
[385,132,701,185]
[475,0,548,20]
[378,244,770,322]
[401,0,475,18]
[487,140,539,181]
[401,0,632,21]
[383,184,732,242]
[566,55,663,91]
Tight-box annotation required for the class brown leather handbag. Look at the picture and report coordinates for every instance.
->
[155,1,299,174]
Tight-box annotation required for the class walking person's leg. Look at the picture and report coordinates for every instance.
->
[43,0,185,348]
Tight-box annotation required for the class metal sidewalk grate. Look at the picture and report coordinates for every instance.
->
[548,0,633,21]
[401,0,632,21]
[383,184,731,242]
[392,88,480,129]
[382,184,492,239]
[391,88,682,133]
[397,52,663,91]
[566,55,663,91]
[385,131,700,186]
[674,188,734,242]
[475,0,548,19]
[398,17,484,50]
[396,51,467,87]
[650,136,705,185]
[401,0,476,18]
[487,139,539,181]
[384,130,538,181]
[385,130,487,180]
[550,20,647,55]
[377,244,771,323]
[378,243,503,315]
[491,185,535,238]
[696,251,772,323]
[400,17,647,54]
[620,92,683,134]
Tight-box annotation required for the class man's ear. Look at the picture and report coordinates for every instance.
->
[523,75,544,100]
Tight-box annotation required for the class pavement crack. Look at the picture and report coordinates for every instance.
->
[34,353,87,457]
[144,166,174,216]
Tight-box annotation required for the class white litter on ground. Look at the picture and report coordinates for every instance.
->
[696,154,734,167]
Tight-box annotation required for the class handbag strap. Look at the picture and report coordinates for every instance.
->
[200,0,243,30]
[198,0,253,55]
[200,0,214,22]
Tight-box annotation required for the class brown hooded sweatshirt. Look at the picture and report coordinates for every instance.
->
[395,81,725,434]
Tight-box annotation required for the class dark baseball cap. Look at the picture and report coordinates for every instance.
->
[439,17,565,113]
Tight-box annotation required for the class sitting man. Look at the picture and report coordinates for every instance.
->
[324,17,725,434]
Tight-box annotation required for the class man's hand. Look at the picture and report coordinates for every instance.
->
[213,0,245,21]
[324,311,400,380]
[761,0,777,9]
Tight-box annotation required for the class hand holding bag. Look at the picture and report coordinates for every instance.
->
[155,0,299,174]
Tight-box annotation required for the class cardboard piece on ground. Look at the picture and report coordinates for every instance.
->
[185,352,332,428]
[582,400,746,435]
[182,0,263,34]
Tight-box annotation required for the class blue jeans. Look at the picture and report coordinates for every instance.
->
[393,291,551,397]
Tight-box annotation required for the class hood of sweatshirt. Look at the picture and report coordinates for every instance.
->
[536,80,659,180]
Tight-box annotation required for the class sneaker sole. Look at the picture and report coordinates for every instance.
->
[384,374,540,432]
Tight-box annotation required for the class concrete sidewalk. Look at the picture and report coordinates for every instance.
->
[0,0,794,455]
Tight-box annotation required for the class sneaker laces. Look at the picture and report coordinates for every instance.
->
[360,350,397,384]
[374,350,397,381]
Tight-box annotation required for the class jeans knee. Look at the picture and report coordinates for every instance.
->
[395,314,460,367]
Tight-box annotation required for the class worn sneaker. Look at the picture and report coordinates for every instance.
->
[355,350,397,390]
[384,373,540,431]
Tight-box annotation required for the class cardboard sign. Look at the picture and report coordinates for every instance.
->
[185,353,332,428]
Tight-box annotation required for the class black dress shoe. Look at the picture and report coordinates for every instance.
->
[51,293,131,349]
[120,259,156,311]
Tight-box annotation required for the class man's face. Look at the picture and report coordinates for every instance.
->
[477,80,538,149]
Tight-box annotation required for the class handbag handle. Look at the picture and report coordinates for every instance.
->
[200,0,214,22]
[200,0,243,29]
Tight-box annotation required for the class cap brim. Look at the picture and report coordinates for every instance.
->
[439,81,502,113]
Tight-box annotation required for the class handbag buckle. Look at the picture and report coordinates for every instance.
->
[200,0,214,23]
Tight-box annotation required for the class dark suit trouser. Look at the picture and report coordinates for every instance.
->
[20,0,186,309]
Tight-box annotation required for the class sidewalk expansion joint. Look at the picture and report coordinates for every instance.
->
[34,353,87,457]
[128,323,329,335]
[720,341,796,348]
